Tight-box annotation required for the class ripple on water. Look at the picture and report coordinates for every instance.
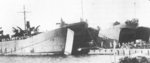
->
[0,55,123,63]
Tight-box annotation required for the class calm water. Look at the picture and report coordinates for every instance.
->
[0,55,123,63]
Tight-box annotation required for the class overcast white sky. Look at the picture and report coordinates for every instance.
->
[0,0,150,35]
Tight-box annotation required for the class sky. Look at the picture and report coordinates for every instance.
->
[0,0,150,35]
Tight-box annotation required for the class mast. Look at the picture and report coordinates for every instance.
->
[81,0,84,21]
[23,5,27,31]
[19,5,30,31]
[133,0,136,18]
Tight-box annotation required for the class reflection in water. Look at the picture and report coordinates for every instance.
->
[0,55,123,63]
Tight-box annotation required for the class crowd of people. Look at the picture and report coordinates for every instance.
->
[116,39,150,49]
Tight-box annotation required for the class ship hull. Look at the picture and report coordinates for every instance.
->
[0,27,71,55]
[0,22,98,55]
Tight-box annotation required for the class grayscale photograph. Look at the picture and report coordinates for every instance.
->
[0,0,150,63]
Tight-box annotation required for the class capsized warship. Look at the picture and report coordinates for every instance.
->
[0,19,100,55]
